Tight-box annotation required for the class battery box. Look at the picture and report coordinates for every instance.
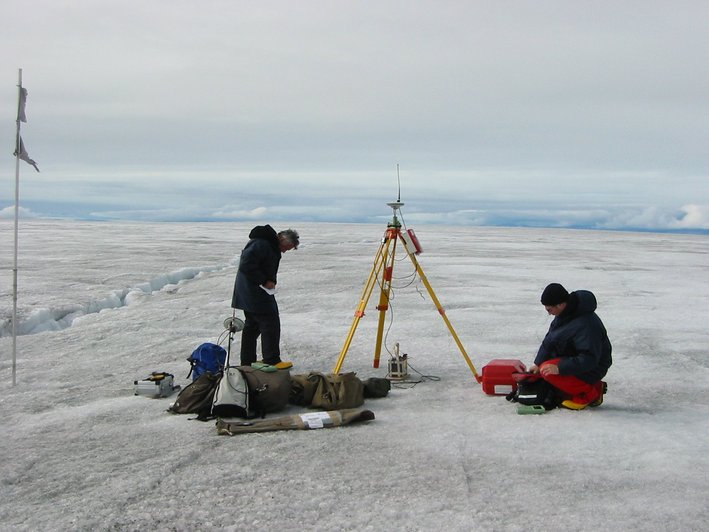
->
[481,359,526,395]
[134,372,178,398]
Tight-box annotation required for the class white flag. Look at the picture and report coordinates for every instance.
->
[14,136,39,172]
[18,87,28,123]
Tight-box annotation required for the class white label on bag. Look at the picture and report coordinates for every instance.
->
[300,412,331,429]
[494,384,513,394]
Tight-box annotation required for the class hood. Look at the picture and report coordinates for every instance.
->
[248,224,279,245]
[559,290,597,320]
[573,290,598,314]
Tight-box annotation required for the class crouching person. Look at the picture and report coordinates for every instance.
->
[530,283,612,410]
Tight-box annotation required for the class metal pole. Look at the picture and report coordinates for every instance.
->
[12,68,23,386]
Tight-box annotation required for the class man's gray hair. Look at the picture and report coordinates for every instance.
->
[279,229,300,249]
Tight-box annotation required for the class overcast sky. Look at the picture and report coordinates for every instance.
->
[1,1,708,232]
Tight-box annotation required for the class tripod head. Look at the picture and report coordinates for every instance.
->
[386,200,404,229]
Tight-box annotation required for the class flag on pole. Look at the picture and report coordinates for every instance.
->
[17,87,28,123]
[14,136,39,172]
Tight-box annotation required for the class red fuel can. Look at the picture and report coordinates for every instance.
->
[481,359,526,395]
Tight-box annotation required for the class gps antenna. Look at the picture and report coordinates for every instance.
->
[396,163,401,202]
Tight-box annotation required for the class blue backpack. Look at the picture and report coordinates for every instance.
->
[187,343,227,381]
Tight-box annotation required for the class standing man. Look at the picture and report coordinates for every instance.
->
[530,283,612,410]
[231,225,299,369]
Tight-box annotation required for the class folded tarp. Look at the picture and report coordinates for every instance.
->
[216,408,375,435]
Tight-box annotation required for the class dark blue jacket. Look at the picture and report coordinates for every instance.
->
[231,225,281,314]
[534,290,612,383]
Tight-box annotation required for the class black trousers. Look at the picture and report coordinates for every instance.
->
[240,311,281,366]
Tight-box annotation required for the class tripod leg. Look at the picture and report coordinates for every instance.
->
[403,239,481,381]
[333,239,391,374]
[372,235,397,368]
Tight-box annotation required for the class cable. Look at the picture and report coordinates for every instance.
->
[392,253,417,289]
[389,361,440,388]
[408,361,441,382]
[217,329,230,346]
[382,295,396,359]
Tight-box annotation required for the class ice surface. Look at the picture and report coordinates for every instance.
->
[1,220,707,531]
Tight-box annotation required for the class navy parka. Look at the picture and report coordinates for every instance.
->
[534,290,612,383]
[231,225,282,315]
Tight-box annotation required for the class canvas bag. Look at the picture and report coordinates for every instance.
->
[239,365,291,418]
[309,372,364,410]
[289,373,319,406]
[168,371,222,420]
[212,367,250,418]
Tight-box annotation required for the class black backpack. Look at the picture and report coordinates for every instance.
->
[506,373,562,411]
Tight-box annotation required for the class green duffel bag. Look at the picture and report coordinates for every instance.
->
[309,372,364,410]
[289,373,319,406]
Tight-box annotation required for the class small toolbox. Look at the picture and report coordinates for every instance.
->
[480,359,526,395]
[134,372,178,398]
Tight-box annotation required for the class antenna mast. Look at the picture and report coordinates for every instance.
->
[387,164,404,228]
[396,163,401,202]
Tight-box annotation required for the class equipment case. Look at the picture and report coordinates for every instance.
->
[134,372,177,398]
[481,359,526,395]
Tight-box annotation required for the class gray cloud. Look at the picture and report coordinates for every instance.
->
[2,1,708,232]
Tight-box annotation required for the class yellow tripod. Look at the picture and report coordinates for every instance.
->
[333,201,480,381]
